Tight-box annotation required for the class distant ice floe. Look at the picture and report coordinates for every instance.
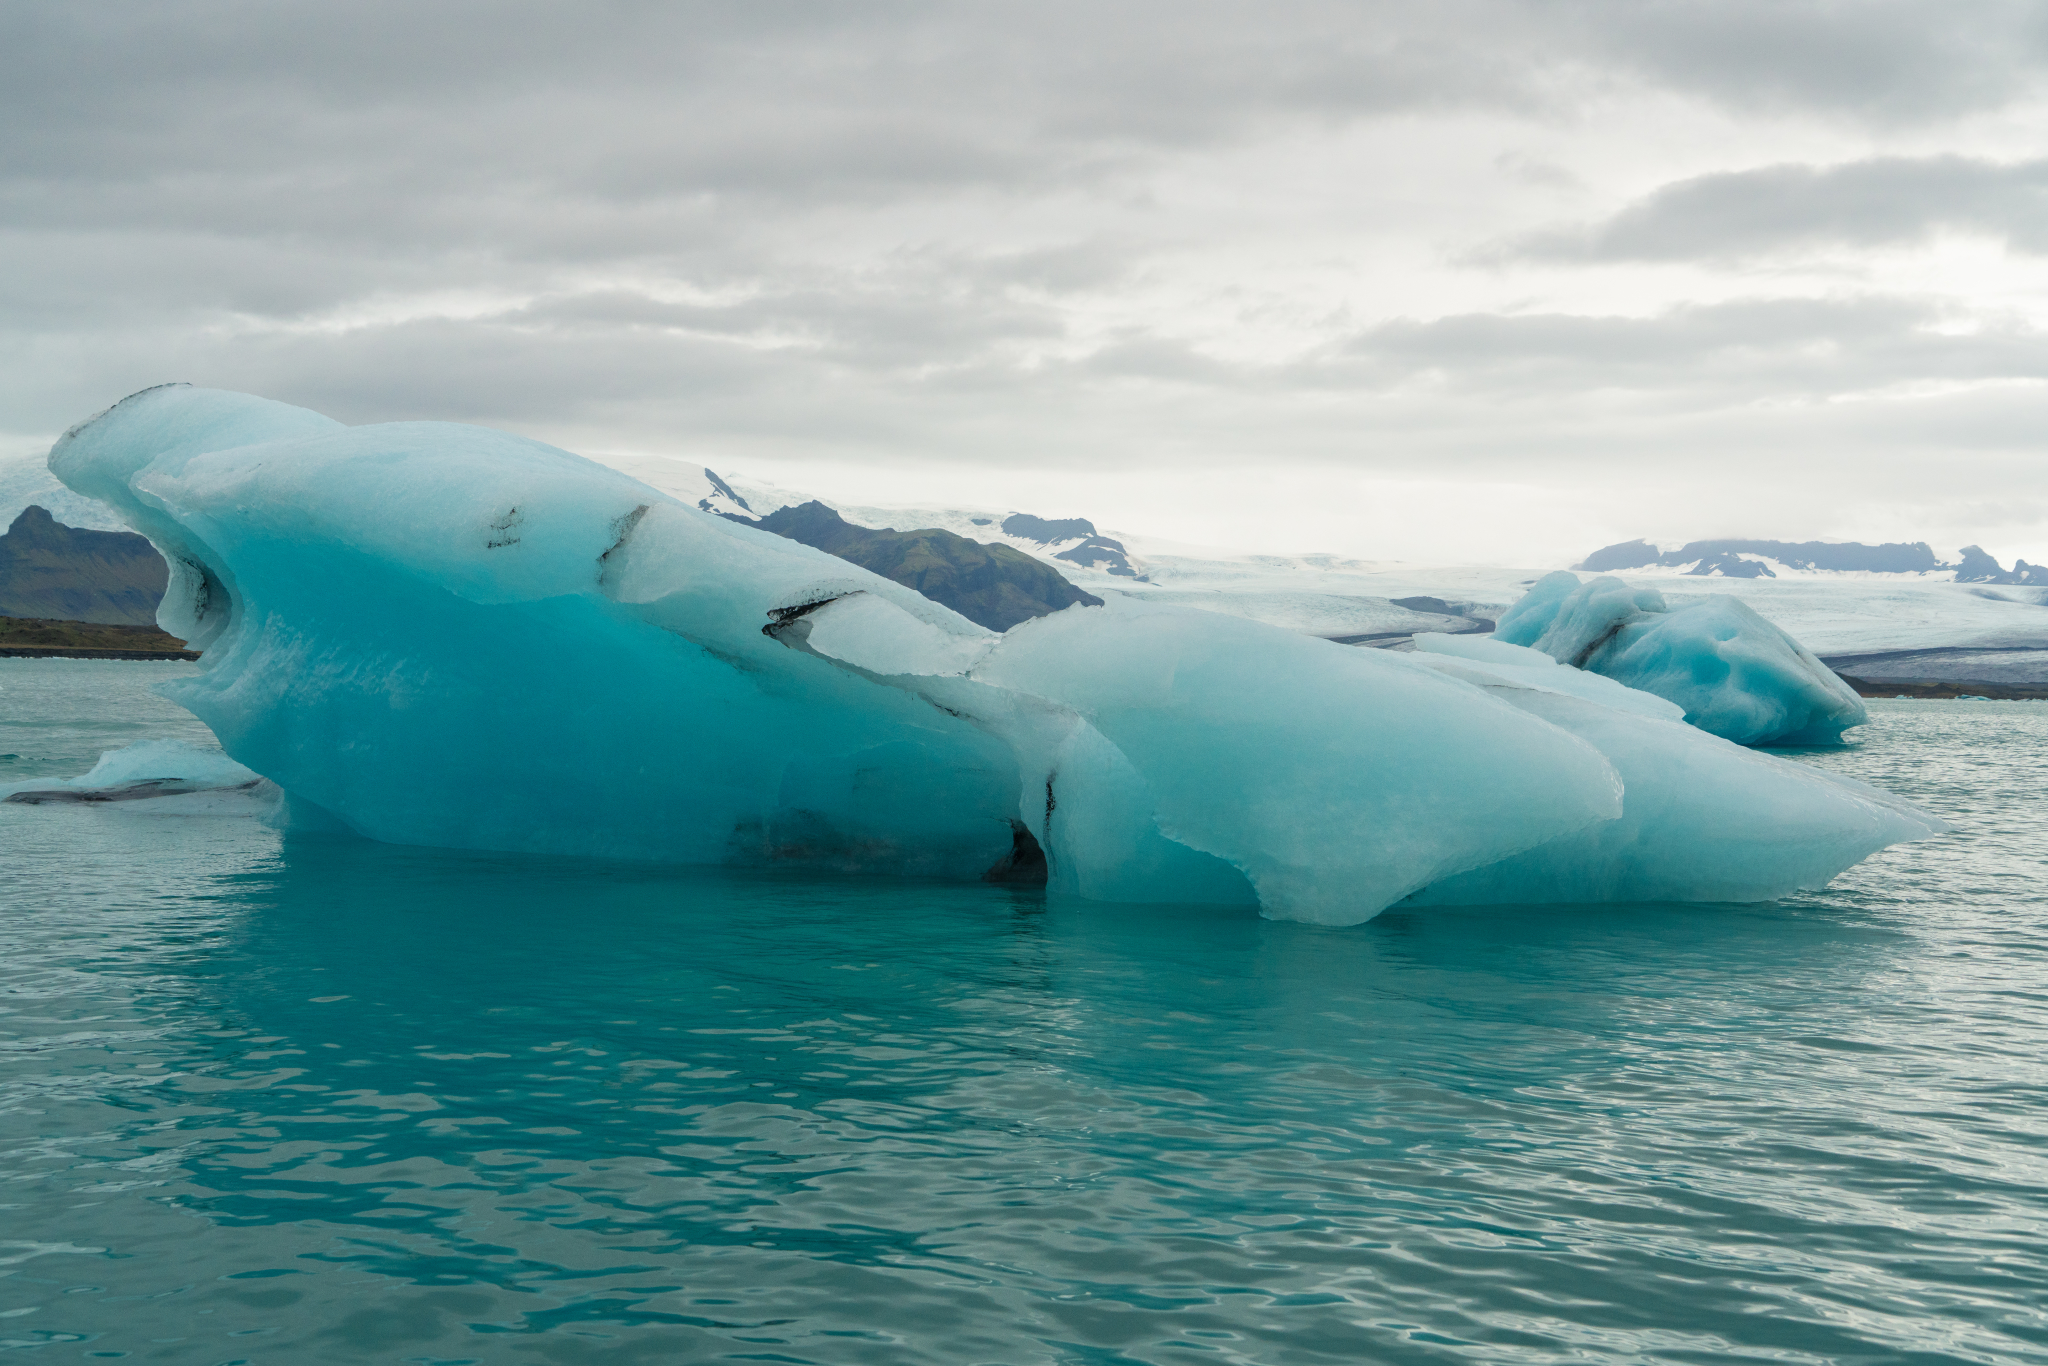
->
[40,385,1944,924]
[1496,571,1868,746]
[1,738,273,813]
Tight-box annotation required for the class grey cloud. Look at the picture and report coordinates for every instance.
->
[0,227,526,326]
[512,279,1067,365]
[6,0,2048,569]
[7,289,2047,571]
[1580,1,2048,122]
[1073,337,1247,385]
[1493,152,1582,191]
[12,3,2041,221]
[5,282,2039,456]
[1329,297,2048,400]
[1,3,1535,197]
[6,2,2042,349]
[1509,156,2048,262]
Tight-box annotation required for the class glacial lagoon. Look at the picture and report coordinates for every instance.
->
[2,657,2046,1363]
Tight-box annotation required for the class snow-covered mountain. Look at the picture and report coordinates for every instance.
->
[585,455,1498,643]
[593,456,1458,644]
[1579,537,2048,585]
[11,438,2046,678]
[517,455,2048,668]
[588,454,762,520]
[741,491,1146,581]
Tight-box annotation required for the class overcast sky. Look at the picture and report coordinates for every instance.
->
[6,1,2047,565]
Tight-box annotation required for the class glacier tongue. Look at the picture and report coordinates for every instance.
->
[48,386,1939,924]
[1496,570,1869,746]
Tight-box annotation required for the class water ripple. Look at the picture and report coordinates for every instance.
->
[3,676,2047,1363]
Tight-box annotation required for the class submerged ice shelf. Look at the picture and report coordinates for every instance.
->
[47,386,1944,925]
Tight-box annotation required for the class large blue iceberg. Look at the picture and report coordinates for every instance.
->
[48,386,1939,924]
[1495,570,1868,746]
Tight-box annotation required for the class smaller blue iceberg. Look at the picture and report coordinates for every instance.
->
[1495,571,1867,746]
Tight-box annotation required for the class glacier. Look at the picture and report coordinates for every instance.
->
[45,385,1941,924]
[1495,571,1869,746]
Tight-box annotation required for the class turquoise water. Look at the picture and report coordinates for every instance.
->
[3,659,2046,1364]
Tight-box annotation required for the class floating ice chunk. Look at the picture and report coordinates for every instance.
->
[2,738,266,807]
[1496,572,1668,661]
[74,738,257,790]
[998,711,1262,907]
[1402,641,1945,904]
[53,389,1022,876]
[47,386,1936,923]
[957,600,1625,922]
[1493,570,1587,647]
[1606,595,1870,745]
[1493,571,1868,745]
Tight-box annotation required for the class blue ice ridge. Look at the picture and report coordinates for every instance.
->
[1494,571,1869,746]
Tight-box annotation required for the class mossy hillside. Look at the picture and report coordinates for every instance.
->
[0,615,193,656]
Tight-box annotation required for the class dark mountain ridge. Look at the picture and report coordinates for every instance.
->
[1951,546,2048,585]
[3,492,1107,639]
[749,502,1104,631]
[998,513,1140,578]
[1579,537,2047,584]
[0,506,168,624]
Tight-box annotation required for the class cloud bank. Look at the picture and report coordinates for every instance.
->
[1509,156,2048,261]
[5,1,2047,564]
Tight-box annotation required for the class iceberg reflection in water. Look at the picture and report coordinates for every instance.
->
[49,385,1939,922]
[1,664,2045,1364]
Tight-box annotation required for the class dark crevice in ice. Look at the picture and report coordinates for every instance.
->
[179,554,214,623]
[982,821,1048,885]
[1569,618,1631,670]
[761,593,860,643]
[597,504,649,585]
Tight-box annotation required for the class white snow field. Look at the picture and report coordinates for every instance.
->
[1073,550,2048,659]
[580,451,2048,660]
[46,385,1944,924]
[15,439,2040,661]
